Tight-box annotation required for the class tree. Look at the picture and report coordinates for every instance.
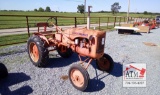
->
[137,12,140,14]
[45,6,51,12]
[39,7,44,12]
[144,11,148,15]
[77,4,84,14]
[111,2,121,14]
[148,12,152,15]
[34,9,38,12]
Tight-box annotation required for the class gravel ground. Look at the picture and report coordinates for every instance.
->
[0,28,160,95]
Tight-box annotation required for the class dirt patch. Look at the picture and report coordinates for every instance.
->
[143,42,157,46]
[60,75,69,81]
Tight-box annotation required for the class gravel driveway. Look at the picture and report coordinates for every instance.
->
[0,28,160,95]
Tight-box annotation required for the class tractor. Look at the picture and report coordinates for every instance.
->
[134,18,157,29]
[27,17,114,91]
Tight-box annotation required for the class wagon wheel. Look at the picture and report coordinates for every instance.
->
[69,64,89,91]
[57,45,73,58]
[27,35,49,67]
[96,54,114,73]
[47,17,56,28]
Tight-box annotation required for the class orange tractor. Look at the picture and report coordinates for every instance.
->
[27,17,114,91]
[134,19,157,29]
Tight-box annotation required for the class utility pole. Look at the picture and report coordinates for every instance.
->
[127,0,130,23]
[87,6,92,29]
[84,0,86,23]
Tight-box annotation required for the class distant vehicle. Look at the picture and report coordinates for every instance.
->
[155,15,160,27]
[155,16,160,24]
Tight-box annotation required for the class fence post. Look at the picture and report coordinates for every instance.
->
[55,16,58,25]
[114,17,116,27]
[131,17,133,24]
[55,17,58,32]
[75,17,77,28]
[119,17,121,26]
[99,17,100,30]
[107,17,109,28]
[26,16,30,37]
[128,17,129,23]
[124,17,126,22]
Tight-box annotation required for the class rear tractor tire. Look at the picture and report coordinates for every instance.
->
[57,45,73,58]
[27,35,49,67]
[96,54,114,73]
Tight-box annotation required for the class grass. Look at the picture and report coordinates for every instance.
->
[0,11,156,29]
[91,24,117,31]
[100,26,116,31]
[0,33,29,46]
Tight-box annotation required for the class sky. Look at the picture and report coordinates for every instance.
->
[0,0,159,13]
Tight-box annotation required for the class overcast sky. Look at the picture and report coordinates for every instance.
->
[0,0,159,12]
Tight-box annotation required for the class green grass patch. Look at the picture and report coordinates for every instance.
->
[93,25,116,31]
[0,11,156,29]
[0,33,29,46]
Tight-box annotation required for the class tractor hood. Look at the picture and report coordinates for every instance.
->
[63,27,106,40]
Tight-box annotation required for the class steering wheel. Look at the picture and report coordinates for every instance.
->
[47,17,57,28]
[47,17,62,33]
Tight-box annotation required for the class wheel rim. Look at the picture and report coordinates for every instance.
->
[70,69,84,87]
[29,42,39,62]
[97,57,110,71]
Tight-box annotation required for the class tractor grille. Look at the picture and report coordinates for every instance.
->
[96,36,105,53]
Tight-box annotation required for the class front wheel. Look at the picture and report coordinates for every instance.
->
[69,64,89,91]
[96,54,114,73]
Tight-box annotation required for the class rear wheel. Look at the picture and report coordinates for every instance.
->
[0,63,8,80]
[96,54,114,73]
[57,45,73,58]
[69,64,89,91]
[27,35,49,67]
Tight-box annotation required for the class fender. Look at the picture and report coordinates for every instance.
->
[34,33,49,45]
[39,35,49,45]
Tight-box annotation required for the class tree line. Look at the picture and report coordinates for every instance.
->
[77,2,160,15]
[34,6,51,12]
[76,2,121,14]
[0,6,52,12]
[0,4,159,15]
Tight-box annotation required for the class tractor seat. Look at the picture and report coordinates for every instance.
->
[36,22,49,32]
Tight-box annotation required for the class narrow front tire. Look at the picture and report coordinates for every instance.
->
[69,64,89,91]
